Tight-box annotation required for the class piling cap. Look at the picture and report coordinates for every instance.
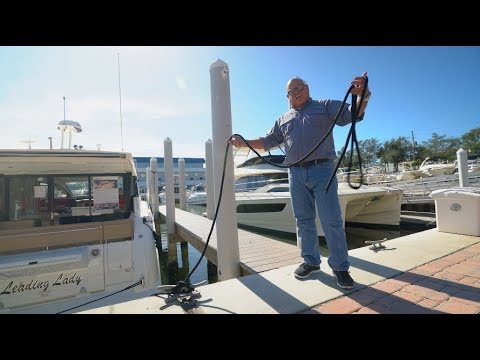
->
[430,187,480,199]
[210,58,228,69]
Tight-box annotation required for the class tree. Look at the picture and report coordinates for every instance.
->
[379,137,410,171]
[359,138,382,167]
[421,132,462,161]
[461,127,480,155]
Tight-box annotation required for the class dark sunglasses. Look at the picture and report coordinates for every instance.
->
[287,84,306,96]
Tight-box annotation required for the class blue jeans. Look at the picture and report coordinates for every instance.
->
[289,160,350,271]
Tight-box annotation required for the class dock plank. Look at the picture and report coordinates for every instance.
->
[159,205,302,275]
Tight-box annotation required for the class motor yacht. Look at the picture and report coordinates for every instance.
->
[233,154,402,237]
[0,149,161,313]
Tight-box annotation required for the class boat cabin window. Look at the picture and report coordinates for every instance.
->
[0,176,5,220]
[0,173,132,227]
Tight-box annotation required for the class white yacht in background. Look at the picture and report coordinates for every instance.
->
[233,155,402,237]
[187,183,207,205]
[0,149,161,313]
[418,157,456,177]
[159,184,192,204]
[395,161,424,181]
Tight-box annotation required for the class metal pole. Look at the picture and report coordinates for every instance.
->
[118,52,124,151]
[61,96,65,149]
[209,59,240,280]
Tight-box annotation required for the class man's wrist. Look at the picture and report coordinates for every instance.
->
[363,91,371,101]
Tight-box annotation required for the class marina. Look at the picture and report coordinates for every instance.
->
[1,50,479,315]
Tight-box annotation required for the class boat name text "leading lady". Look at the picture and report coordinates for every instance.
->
[0,273,83,295]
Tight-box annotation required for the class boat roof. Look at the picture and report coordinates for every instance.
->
[236,154,286,168]
[0,149,137,176]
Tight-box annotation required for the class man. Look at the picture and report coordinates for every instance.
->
[230,72,370,289]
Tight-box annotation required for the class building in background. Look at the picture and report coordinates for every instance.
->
[134,157,206,194]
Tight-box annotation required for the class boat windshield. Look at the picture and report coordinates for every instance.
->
[1,173,133,227]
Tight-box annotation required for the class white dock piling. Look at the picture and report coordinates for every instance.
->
[178,158,186,210]
[457,148,469,187]
[209,58,240,280]
[164,138,175,236]
[150,157,159,219]
[205,139,215,220]
[145,166,151,209]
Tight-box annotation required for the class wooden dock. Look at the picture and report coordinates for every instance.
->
[158,205,302,276]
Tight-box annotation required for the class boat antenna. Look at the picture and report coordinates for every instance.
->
[117,52,124,151]
[61,96,66,149]
[20,139,36,149]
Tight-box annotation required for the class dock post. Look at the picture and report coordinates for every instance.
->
[209,58,241,280]
[178,158,186,210]
[150,157,159,219]
[164,137,176,238]
[457,148,469,187]
[146,166,151,209]
[205,139,215,219]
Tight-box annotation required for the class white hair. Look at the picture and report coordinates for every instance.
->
[287,77,308,87]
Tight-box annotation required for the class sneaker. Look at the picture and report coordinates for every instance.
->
[333,270,354,289]
[294,263,321,279]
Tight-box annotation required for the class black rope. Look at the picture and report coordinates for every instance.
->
[159,142,231,296]
[325,76,369,192]
[57,278,143,314]
[143,217,161,243]
[184,141,230,283]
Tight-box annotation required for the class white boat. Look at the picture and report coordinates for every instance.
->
[187,183,207,205]
[419,157,456,177]
[0,149,162,313]
[159,184,192,204]
[396,161,424,181]
[233,155,402,237]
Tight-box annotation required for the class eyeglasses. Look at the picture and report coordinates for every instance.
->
[287,84,306,96]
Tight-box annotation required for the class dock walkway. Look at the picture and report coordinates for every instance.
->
[80,228,480,314]
[158,205,302,275]
[303,240,480,314]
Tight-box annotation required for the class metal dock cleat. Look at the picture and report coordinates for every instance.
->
[365,238,387,250]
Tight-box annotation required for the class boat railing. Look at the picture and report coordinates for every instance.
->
[385,171,480,202]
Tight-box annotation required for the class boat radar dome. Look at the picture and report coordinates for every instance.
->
[57,120,82,133]
[57,120,82,149]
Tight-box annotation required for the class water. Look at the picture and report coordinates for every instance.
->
[156,204,414,286]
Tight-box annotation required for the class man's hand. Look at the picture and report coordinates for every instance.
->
[228,136,244,148]
[351,71,370,97]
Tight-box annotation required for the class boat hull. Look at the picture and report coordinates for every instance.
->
[235,185,402,237]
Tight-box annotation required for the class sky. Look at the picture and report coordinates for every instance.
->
[0,46,478,159]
